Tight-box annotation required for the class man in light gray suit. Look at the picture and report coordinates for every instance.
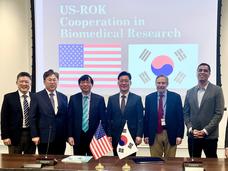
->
[184,63,224,158]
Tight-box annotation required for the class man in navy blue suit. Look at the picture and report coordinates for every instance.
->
[1,72,35,154]
[30,69,68,155]
[144,75,184,157]
[107,71,144,156]
[67,75,106,155]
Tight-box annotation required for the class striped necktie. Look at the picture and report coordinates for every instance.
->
[23,94,29,127]
[82,96,89,132]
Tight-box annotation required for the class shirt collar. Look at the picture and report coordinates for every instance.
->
[82,92,91,99]
[197,82,209,90]
[18,90,29,97]
[157,90,167,97]
[120,92,129,98]
[46,89,56,96]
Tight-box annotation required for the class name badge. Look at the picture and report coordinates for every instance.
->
[161,118,166,126]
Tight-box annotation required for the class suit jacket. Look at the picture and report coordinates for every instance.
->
[144,91,184,146]
[107,92,144,148]
[184,82,224,139]
[30,89,68,143]
[225,120,228,148]
[1,91,35,145]
[67,92,106,144]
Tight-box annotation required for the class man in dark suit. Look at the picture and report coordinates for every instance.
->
[67,75,106,155]
[1,72,36,154]
[184,63,224,158]
[225,120,228,158]
[144,75,184,157]
[107,71,144,156]
[30,69,68,155]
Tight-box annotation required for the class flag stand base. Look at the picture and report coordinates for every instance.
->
[122,163,131,171]
[95,162,104,171]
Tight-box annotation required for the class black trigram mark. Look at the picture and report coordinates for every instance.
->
[139,71,151,84]
[128,143,133,149]
[123,128,127,133]
[139,49,151,62]
[174,72,186,83]
[174,49,187,61]
[118,148,124,153]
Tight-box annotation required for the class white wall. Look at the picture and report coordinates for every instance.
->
[0,0,32,102]
[0,0,32,153]
[0,0,228,157]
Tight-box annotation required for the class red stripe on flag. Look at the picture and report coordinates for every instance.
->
[89,126,112,160]
[84,64,121,68]
[84,58,120,61]
[58,84,118,88]
[92,139,103,159]
[84,51,121,54]
[59,78,117,81]
[59,71,120,75]
[84,44,121,48]
[99,139,109,153]
[90,139,101,159]
[103,137,113,151]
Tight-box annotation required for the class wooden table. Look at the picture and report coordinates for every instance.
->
[0,154,227,171]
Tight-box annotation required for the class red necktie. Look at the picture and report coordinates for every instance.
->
[157,93,164,133]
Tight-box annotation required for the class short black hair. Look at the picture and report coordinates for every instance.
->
[43,69,59,80]
[197,63,211,73]
[118,71,132,80]
[17,72,31,81]
[78,74,94,85]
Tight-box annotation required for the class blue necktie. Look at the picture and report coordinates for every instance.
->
[82,96,89,132]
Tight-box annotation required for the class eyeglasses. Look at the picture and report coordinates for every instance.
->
[119,79,130,83]
[198,69,209,73]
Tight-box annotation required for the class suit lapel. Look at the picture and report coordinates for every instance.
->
[125,92,131,111]
[16,91,23,116]
[166,91,170,114]
[116,93,122,114]
[89,93,94,117]
[152,92,158,114]
[199,83,211,109]
[56,91,61,114]
[192,87,200,110]
[79,93,83,119]
[42,90,55,114]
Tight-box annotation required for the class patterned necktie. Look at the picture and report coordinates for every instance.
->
[49,93,55,110]
[120,95,126,114]
[82,96,89,132]
[23,95,29,127]
[157,93,164,134]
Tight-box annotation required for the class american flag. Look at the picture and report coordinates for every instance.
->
[89,123,113,160]
[58,44,121,88]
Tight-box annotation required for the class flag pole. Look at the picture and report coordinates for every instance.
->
[95,159,104,171]
[95,120,104,171]
[122,120,131,171]
[122,162,131,171]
